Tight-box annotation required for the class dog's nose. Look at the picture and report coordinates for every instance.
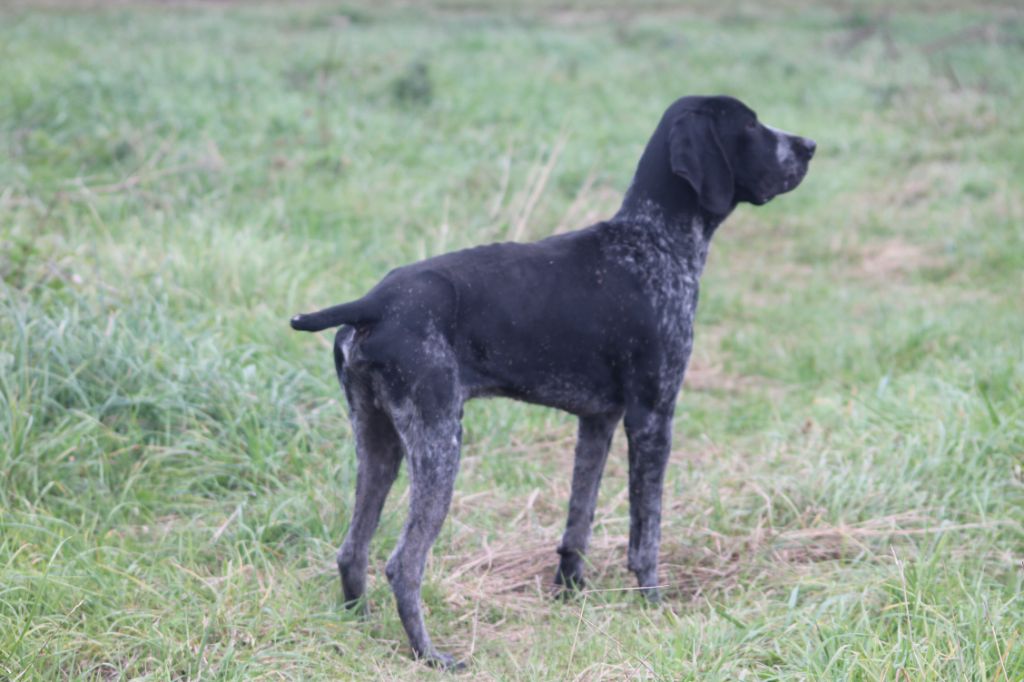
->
[801,137,816,159]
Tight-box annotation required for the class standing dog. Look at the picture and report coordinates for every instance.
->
[291,95,815,668]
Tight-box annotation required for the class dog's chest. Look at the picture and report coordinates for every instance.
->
[639,248,701,380]
[606,217,710,390]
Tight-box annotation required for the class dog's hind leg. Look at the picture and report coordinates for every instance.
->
[555,410,622,592]
[335,335,403,611]
[336,392,403,611]
[384,368,464,668]
[623,404,674,602]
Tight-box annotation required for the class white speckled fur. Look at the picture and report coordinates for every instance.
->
[765,124,800,175]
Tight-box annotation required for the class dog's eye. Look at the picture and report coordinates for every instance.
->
[746,119,758,130]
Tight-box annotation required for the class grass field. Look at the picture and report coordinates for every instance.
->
[2,1,1023,679]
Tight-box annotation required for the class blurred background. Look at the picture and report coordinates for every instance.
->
[1,1,1022,678]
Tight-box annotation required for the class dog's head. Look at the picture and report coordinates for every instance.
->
[666,95,815,214]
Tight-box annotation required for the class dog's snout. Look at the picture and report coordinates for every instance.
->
[799,137,816,159]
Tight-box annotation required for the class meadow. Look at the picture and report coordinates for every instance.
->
[1,1,1023,678]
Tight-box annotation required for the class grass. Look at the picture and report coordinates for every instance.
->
[1,0,1023,678]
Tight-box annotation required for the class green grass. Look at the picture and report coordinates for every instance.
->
[2,1,1023,679]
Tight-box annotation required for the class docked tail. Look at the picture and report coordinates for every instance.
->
[290,297,380,332]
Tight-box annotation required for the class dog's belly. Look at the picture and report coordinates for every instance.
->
[461,362,622,416]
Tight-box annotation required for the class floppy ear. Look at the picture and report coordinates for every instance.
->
[668,113,735,214]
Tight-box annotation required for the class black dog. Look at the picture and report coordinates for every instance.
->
[291,95,814,668]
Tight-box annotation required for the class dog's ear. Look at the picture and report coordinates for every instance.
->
[668,113,735,214]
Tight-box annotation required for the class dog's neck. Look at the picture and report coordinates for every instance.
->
[610,121,735,276]
[611,190,729,277]
[615,185,728,235]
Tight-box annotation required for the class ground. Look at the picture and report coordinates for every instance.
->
[1,1,1023,679]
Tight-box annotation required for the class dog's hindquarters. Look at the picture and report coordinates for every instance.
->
[336,319,467,668]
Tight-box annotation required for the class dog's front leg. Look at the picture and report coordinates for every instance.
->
[623,404,674,602]
[555,410,622,592]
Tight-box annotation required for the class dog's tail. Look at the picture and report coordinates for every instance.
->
[290,297,380,332]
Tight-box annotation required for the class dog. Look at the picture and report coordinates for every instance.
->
[290,95,814,668]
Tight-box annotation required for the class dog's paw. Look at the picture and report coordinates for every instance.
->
[420,650,466,672]
[637,585,662,605]
[554,549,588,588]
[554,562,587,596]
[341,596,370,618]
